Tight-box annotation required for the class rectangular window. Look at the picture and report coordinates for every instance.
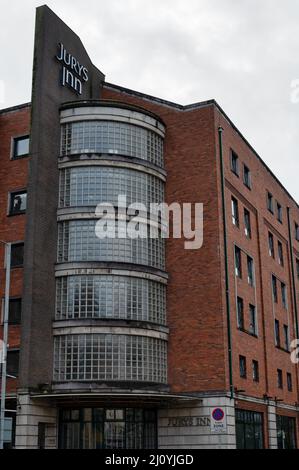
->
[247,256,254,286]
[283,325,290,351]
[236,410,264,449]
[275,319,280,347]
[7,350,19,378]
[235,246,242,278]
[296,259,299,279]
[287,373,293,392]
[278,241,284,266]
[268,232,275,258]
[267,192,274,213]
[277,369,283,389]
[277,203,283,223]
[9,191,27,216]
[244,209,252,239]
[253,361,259,382]
[10,243,24,268]
[239,356,247,379]
[243,165,251,189]
[8,298,22,325]
[272,275,278,303]
[277,415,296,449]
[249,304,257,336]
[232,197,239,227]
[237,297,244,330]
[295,223,299,242]
[231,150,239,176]
[281,283,287,309]
[12,135,29,159]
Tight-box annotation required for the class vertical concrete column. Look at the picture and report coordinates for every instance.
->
[267,402,278,449]
[15,391,57,449]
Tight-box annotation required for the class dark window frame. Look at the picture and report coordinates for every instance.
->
[252,360,259,382]
[267,192,274,214]
[10,242,25,269]
[243,164,252,189]
[9,190,27,216]
[244,208,252,239]
[239,355,247,379]
[230,150,240,177]
[277,202,283,224]
[232,197,240,227]
[11,135,30,160]
[277,369,283,389]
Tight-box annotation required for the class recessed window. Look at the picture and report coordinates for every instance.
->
[253,361,259,382]
[244,209,252,239]
[247,256,254,286]
[237,297,244,330]
[8,298,22,325]
[272,275,278,303]
[7,350,20,378]
[231,150,239,176]
[287,373,293,392]
[9,191,27,215]
[281,283,287,309]
[235,246,242,278]
[296,259,299,279]
[232,197,239,227]
[243,165,251,189]
[275,319,280,348]
[277,203,283,223]
[249,304,257,336]
[277,369,283,389]
[10,243,24,268]
[12,135,29,159]
[267,192,274,214]
[295,223,299,242]
[239,356,247,379]
[278,241,284,267]
[268,233,275,258]
[283,325,290,351]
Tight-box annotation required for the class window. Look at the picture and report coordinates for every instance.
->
[235,246,242,278]
[296,259,299,279]
[9,191,27,215]
[281,283,287,309]
[275,320,280,347]
[277,203,283,223]
[8,298,22,325]
[287,373,293,392]
[277,369,283,389]
[237,297,244,330]
[231,150,239,176]
[278,241,284,266]
[277,415,297,449]
[239,356,247,379]
[232,197,239,227]
[272,276,278,303]
[12,135,29,159]
[283,325,290,351]
[244,209,251,239]
[38,423,46,450]
[236,410,264,449]
[267,192,274,213]
[7,350,19,378]
[10,243,24,268]
[295,223,299,242]
[268,233,275,258]
[243,165,251,189]
[249,304,257,336]
[247,256,254,286]
[252,361,259,382]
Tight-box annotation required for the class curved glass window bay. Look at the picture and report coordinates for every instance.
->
[57,220,165,270]
[54,334,167,384]
[61,121,164,168]
[59,167,165,209]
[56,275,166,324]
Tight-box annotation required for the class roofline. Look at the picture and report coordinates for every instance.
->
[104,82,299,209]
[0,102,31,115]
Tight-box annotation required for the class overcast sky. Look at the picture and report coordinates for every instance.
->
[1,0,298,201]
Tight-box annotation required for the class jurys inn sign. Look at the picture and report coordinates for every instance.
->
[56,43,89,95]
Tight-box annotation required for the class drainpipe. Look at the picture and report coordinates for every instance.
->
[287,207,299,339]
[218,127,234,399]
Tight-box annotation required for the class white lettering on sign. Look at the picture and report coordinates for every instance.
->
[210,407,227,434]
[56,43,89,95]
[167,416,210,427]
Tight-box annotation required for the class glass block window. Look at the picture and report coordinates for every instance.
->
[56,275,166,324]
[53,334,167,384]
[57,220,165,270]
[59,167,165,208]
[61,121,164,168]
